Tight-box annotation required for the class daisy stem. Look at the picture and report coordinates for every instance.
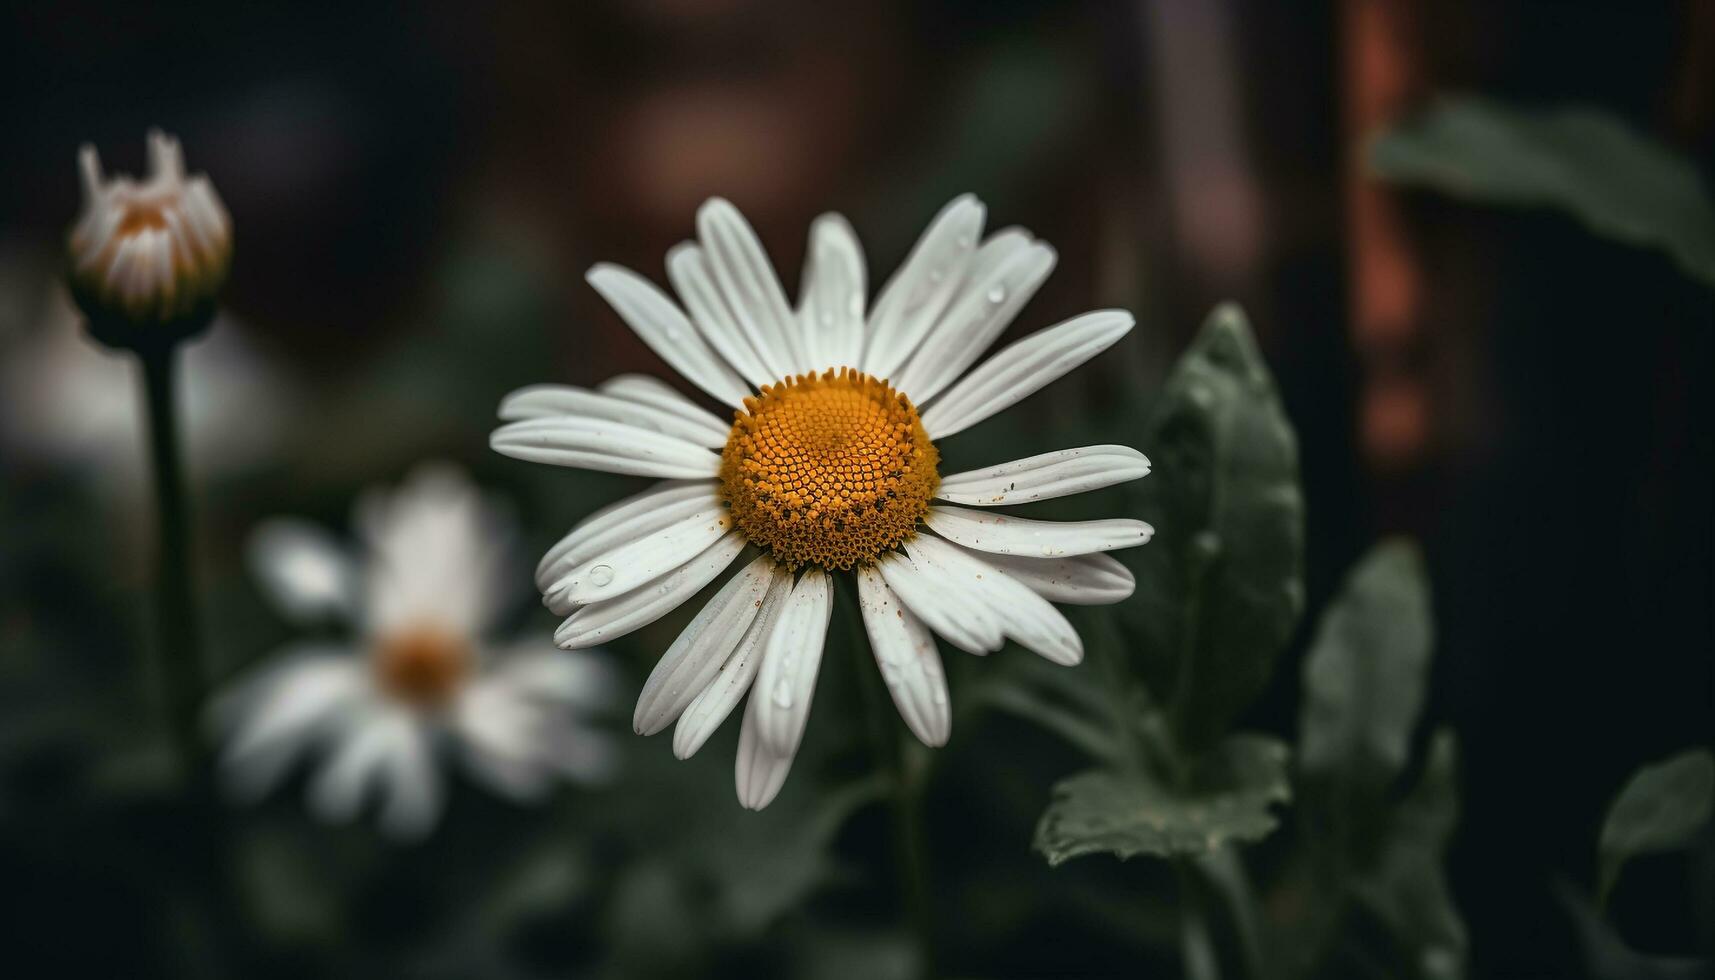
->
[139,340,207,765]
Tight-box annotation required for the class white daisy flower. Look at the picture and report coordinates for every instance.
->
[212,464,618,840]
[67,129,232,334]
[492,196,1153,810]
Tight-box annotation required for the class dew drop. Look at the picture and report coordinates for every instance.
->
[771,678,794,709]
[931,687,947,706]
[986,286,1006,304]
[590,564,615,587]
[929,267,945,283]
[956,235,973,249]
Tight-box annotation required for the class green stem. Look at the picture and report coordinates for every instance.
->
[1196,850,1267,980]
[1176,859,1221,980]
[139,341,206,762]
[843,584,936,978]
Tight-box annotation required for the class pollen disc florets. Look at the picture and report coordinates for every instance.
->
[375,624,471,708]
[720,368,939,570]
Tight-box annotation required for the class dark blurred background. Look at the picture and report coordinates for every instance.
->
[2,1,1711,977]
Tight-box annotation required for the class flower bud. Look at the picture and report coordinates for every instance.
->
[67,129,231,345]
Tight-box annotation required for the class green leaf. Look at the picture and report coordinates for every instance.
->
[1299,539,1434,846]
[1597,748,1715,905]
[1034,733,1291,866]
[1124,303,1305,752]
[1349,729,1468,980]
[1369,95,1715,288]
[1555,878,1712,980]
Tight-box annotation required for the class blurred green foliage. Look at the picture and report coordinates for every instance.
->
[1370,96,1715,288]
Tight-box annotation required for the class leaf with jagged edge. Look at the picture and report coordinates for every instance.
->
[1597,748,1714,906]
[1299,539,1435,853]
[1370,96,1715,288]
[1122,303,1305,753]
[1034,734,1291,866]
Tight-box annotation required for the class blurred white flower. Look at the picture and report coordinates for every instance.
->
[67,129,231,331]
[212,464,617,840]
[491,196,1153,809]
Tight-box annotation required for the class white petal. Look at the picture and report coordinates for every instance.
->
[667,243,775,389]
[463,743,554,802]
[490,416,721,479]
[874,549,1003,655]
[586,263,751,407]
[308,707,404,824]
[358,464,510,637]
[598,374,733,446]
[542,722,622,784]
[908,535,1083,666]
[735,687,796,810]
[376,720,441,840]
[936,445,1151,506]
[797,213,866,371]
[920,310,1134,439]
[214,650,368,801]
[892,239,1055,404]
[924,503,1153,558]
[489,646,620,711]
[498,383,726,448]
[633,554,774,735]
[697,198,805,376]
[967,550,1136,605]
[672,564,793,759]
[543,505,732,607]
[455,676,540,765]
[751,568,834,755]
[247,519,358,625]
[856,565,950,747]
[863,194,985,381]
[535,481,719,591]
[553,532,746,648]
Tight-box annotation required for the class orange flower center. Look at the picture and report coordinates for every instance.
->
[374,625,470,708]
[720,368,938,570]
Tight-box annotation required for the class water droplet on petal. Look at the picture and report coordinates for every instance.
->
[771,678,794,709]
[931,687,947,706]
[590,564,615,587]
[986,286,1006,305]
[818,310,834,327]
[929,267,945,283]
[956,235,973,249]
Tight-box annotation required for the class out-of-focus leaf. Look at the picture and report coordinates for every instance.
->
[1349,729,1468,980]
[788,926,919,980]
[1034,734,1291,866]
[1124,303,1305,752]
[701,774,887,935]
[1370,96,1715,288]
[1299,540,1434,848]
[1555,878,1713,980]
[1598,748,1715,905]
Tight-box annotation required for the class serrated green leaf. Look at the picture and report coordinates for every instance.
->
[1034,734,1291,866]
[1299,539,1434,848]
[1369,95,1715,288]
[1350,729,1468,980]
[1124,303,1305,752]
[1597,748,1715,904]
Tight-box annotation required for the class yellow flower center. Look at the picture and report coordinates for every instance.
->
[720,368,939,570]
[375,625,470,708]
